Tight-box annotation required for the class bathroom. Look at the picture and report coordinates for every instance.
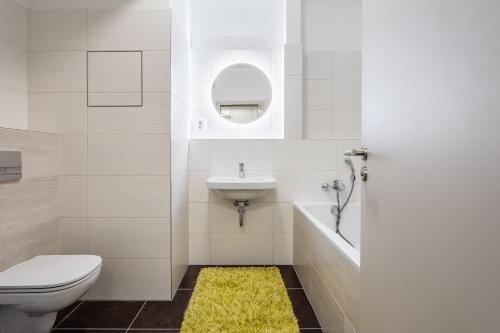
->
[0,0,498,332]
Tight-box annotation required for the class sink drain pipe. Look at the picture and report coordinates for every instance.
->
[234,200,249,227]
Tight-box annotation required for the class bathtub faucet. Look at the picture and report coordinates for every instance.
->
[321,180,345,191]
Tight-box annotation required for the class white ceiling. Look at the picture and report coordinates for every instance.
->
[15,0,170,9]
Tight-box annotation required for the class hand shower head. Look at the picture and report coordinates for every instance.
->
[345,158,356,181]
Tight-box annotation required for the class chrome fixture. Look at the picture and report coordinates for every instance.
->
[239,162,245,178]
[234,200,249,227]
[0,151,22,182]
[360,166,368,182]
[344,146,368,160]
[326,158,356,247]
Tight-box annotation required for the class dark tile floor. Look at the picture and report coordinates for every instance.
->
[52,265,321,332]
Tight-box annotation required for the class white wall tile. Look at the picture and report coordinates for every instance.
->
[333,50,361,81]
[273,234,293,264]
[87,259,171,300]
[304,80,332,110]
[88,218,170,259]
[189,202,209,234]
[60,134,87,175]
[285,75,302,108]
[28,51,86,92]
[0,40,27,91]
[273,171,337,202]
[189,234,210,264]
[88,134,170,175]
[143,51,171,92]
[209,140,273,171]
[333,81,361,110]
[284,44,302,76]
[189,140,210,171]
[273,140,336,171]
[210,203,273,234]
[304,110,332,139]
[88,93,170,134]
[274,203,293,233]
[60,176,87,217]
[88,51,142,93]
[210,234,273,265]
[284,106,303,139]
[332,110,361,139]
[28,93,87,133]
[88,176,170,217]
[60,218,88,254]
[87,9,171,51]
[304,51,332,80]
[171,135,188,175]
[28,10,87,51]
[189,171,210,203]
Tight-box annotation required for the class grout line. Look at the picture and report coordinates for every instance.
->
[125,300,147,333]
[54,300,85,328]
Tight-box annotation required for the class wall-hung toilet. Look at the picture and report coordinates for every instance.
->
[0,255,102,333]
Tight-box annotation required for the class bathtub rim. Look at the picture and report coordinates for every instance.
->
[293,201,361,270]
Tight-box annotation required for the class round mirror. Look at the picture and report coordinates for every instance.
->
[211,64,272,124]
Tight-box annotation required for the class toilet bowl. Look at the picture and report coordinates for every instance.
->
[0,255,102,333]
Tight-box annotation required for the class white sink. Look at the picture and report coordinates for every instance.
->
[206,176,277,201]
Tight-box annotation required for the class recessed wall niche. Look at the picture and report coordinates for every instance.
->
[87,51,143,107]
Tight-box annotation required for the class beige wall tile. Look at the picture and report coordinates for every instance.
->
[188,171,210,203]
[143,51,171,92]
[189,202,209,234]
[88,93,170,134]
[311,266,345,333]
[210,234,273,265]
[28,10,87,51]
[333,50,361,81]
[0,128,59,179]
[60,218,88,254]
[88,176,170,218]
[0,0,27,49]
[273,234,293,265]
[0,87,27,130]
[0,176,59,270]
[293,239,311,299]
[89,218,170,259]
[274,203,293,233]
[87,9,171,51]
[309,224,360,331]
[86,259,171,300]
[210,203,273,234]
[0,40,27,91]
[60,176,87,217]
[60,134,87,175]
[88,92,142,107]
[28,51,86,93]
[189,234,210,264]
[28,93,87,133]
[88,51,142,93]
[88,134,170,176]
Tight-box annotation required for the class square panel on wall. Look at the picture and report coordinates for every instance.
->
[87,51,143,107]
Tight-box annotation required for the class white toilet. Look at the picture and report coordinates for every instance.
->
[0,255,102,333]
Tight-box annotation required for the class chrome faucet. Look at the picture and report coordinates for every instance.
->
[239,162,245,178]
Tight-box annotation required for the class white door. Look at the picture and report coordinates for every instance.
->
[361,1,500,332]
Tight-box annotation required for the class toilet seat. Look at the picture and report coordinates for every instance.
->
[0,255,102,294]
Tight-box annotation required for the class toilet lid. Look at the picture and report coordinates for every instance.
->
[0,255,102,290]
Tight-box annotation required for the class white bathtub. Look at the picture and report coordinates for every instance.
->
[294,202,360,268]
[293,202,360,332]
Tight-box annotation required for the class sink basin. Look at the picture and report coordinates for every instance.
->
[206,176,277,201]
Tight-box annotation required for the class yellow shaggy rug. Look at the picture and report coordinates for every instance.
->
[180,266,299,333]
